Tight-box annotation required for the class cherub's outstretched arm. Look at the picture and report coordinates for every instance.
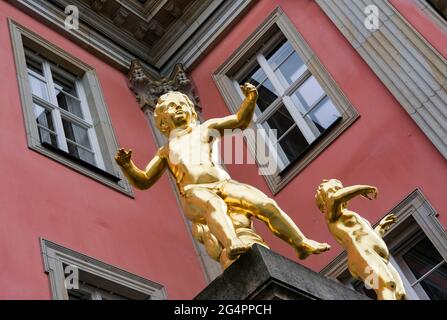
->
[333,185,377,204]
[115,148,167,190]
[327,185,377,222]
[205,83,258,135]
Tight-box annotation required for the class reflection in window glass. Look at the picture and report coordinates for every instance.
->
[261,105,310,166]
[53,72,84,118]
[267,41,294,70]
[28,73,49,101]
[67,141,96,165]
[262,105,295,138]
[274,52,306,86]
[34,103,58,147]
[308,98,341,133]
[295,76,325,109]
[62,119,92,150]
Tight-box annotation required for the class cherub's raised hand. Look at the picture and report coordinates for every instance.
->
[378,213,397,232]
[375,213,397,237]
[115,148,132,167]
[240,83,258,101]
[362,186,378,200]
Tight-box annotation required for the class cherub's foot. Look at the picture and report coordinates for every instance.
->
[296,239,330,259]
[396,291,406,300]
[227,239,251,260]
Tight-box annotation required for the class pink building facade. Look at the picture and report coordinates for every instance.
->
[0,0,446,299]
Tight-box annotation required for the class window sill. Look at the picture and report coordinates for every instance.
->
[41,142,121,183]
[28,140,133,197]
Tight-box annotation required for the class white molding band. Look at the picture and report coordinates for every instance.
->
[160,0,254,74]
[7,0,254,75]
[316,0,447,159]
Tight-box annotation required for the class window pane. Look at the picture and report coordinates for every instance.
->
[267,41,306,86]
[53,71,78,97]
[28,73,49,101]
[34,104,54,131]
[262,105,295,138]
[38,127,58,147]
[53,72,84,118]
[246,66,267,86]
[307,98,341,133]
[403,237,447,299]
[261,105,309,168]
[34,102,58,147]
[257,79,278,113]
[26,58,44,76]
[274,52,307,86]
[56,90,83,118]
[68,289,93,300]
[67,141,96,165]
[62,119,92,150]
[277,125,309,166]
[293,76,325,110]
[267,40,293,70]
[403,237,444,279]
[418,262,447,300]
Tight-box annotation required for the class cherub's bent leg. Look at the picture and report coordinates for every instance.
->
[355,254,397,300]
[387,263,406,300]
[181,187,250,259]
[219,181,330,258]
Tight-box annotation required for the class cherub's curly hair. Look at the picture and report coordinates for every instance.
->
[154,91,198,134]
[315,179,343,213]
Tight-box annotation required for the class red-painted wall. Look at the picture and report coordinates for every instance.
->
[1,0,446,299]
[190,0,447,273]
[0,1,205,299]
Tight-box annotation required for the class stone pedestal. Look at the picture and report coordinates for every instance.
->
[194,245,368,300]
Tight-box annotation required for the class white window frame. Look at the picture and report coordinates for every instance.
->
[231,33,342,171]
[25,50,105,169]
[214,8,359,194]
[9,19,133,196]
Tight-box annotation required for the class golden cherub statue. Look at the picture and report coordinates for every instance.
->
[315,179,406,300]
[116,83,330,269]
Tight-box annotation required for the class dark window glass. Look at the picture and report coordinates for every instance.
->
[403,237,447,300]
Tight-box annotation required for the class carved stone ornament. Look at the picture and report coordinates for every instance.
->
[128,60,201,112]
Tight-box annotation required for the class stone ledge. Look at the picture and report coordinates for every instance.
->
[194,245,368,300]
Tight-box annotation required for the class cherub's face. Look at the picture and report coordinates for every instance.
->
[315,179,343,213]
[155,94,196,134]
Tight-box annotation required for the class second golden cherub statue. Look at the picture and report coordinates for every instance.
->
[316,179,406,300]
[115,83,330,269]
